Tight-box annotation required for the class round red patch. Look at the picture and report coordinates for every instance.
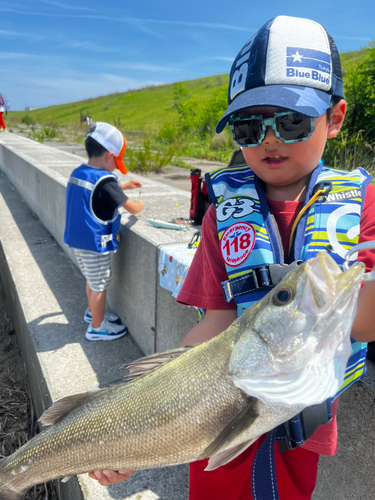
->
[220,222,256,267]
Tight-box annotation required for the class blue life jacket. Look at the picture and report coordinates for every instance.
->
[206,162,371,399]
[64,164,122,253]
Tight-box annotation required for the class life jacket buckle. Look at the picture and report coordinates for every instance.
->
[221,261,303,303]
[101,234,113,248]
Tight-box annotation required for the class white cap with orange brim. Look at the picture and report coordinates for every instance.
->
[87,122,127,174]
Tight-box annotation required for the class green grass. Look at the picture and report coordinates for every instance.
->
[11,74,228,134]
[340,49,368,73]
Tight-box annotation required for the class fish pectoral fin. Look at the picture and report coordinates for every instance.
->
[198,398,259,461]
[38,389,100,426]
[122,344,200,380]
[204,439,257,471]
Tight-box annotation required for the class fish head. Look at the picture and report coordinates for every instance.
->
[228,251,365,406]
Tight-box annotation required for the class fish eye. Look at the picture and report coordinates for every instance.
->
[272,286,294,306]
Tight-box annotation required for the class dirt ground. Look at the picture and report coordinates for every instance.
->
[0,277,58,500]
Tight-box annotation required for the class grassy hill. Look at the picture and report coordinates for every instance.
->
[11,74,228,134]
[10,50,367,134]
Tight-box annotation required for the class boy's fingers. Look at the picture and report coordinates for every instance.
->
[118,470,136,477]
[89,469,135,486]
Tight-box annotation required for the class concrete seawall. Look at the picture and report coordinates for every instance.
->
[0,132,374,500]
[0,132,199,355]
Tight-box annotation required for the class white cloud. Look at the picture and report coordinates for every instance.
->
[2,59,165,109]
[0,51,38,59]
[38,0,95,11]
[54,38,113,53]
[112,62,176,72]
[0,29,45,41]
[332,35,372,42]
[0,6,250,33]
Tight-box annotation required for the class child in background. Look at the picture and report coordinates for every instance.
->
[0,92,8,131]
[64,122,144,341]
[88,15,375,498]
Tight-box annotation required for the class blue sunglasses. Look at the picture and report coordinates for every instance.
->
[229,111,315,147]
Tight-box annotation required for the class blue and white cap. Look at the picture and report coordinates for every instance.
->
[216,16,345,133]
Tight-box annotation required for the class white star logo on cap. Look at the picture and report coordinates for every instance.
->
[284,87,328,115]
[291,51,303,63]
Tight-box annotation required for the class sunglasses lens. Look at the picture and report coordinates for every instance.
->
[232,119,263,146]
[275,113,313,141]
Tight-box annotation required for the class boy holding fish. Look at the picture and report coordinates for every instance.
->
[91,15,375,499]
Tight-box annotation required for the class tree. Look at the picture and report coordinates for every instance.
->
[343,41,375,141]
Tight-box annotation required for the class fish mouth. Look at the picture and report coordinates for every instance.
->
[230,252,365,407]
[304,251,364,312]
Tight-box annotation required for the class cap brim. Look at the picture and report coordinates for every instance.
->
[115,156,127,175]
[216,85,332,134]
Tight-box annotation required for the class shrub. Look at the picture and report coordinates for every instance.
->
[21,114,36,126]
[323,130,375,174]
[27,130,45,143]
[343,41,375,143]
[126,137,174,174]
[42,127,58,140]
[113,118,123,129]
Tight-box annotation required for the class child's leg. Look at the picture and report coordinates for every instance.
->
[86,282,92,309]
[0,112,5,130]
[89,289,106,328]
[75,249,111,326]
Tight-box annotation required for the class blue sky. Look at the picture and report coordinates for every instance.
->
[2,0,374,111]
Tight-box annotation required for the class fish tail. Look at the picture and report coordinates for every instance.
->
[0,458,25,500]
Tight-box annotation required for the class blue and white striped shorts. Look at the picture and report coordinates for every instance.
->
[75,249,112,292]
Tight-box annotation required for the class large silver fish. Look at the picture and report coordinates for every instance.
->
[0,252,365,500]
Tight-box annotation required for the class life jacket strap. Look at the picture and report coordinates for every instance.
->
[276,399,333,452]
[251,400,332,499]
[251,429,280,500]
[221,261,302,303]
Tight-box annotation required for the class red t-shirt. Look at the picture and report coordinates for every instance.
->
[178,183,375,500]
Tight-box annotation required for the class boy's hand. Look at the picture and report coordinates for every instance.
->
[121,180,142,190]
[88,469,135,486]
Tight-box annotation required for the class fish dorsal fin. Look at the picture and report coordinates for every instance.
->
[204,439,257,471]
[198,398,259,461]
[122,345,199,381]
[38,389,100,426]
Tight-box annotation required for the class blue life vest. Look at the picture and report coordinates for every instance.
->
[64,164,122,253]
[206,162,371,399]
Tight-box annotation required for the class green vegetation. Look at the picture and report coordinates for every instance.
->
[126,138,174,174]
[8,47,375,173]
[323,43,375,173]
[12,74,228,132]
[20,114,36,126]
